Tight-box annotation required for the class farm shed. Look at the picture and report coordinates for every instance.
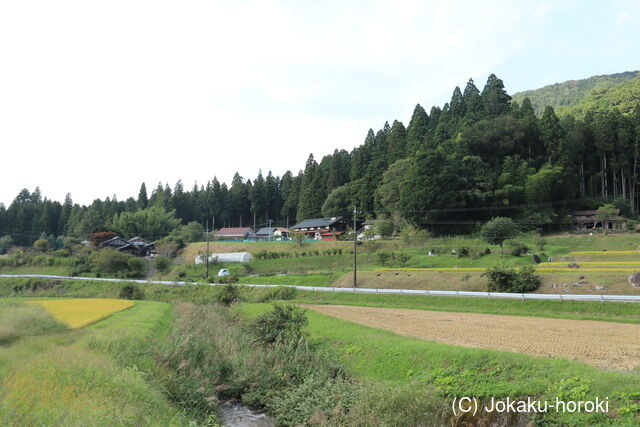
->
[195,252,253,264]
[571,210,627,231]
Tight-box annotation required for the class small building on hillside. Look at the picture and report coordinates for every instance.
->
[255,227,290,241]
[290,217,348,241]
[195,252,253,264]
[98,236,155,256]
[571,209,627,231]
[215,227,256,240]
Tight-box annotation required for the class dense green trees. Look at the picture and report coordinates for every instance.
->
[1,73,640,245]
[112,206,181,240]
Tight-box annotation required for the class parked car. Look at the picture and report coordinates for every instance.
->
[217,268,229,277]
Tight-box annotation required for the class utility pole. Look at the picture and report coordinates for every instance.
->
[353,206,357,288]
[268,218,273,242]
[205,218,210,282]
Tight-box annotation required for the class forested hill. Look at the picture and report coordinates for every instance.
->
[512,71,639,116]
[557,74,640,117]
[1,72,640,245]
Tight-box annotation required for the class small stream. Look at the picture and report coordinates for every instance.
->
[219,402,275,427]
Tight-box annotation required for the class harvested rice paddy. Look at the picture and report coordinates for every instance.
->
[304,304,640,371]
[28,299,135,328]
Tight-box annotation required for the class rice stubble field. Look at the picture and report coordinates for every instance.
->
[304,304,640,371]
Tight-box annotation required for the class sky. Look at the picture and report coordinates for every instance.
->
[0,0,638,206]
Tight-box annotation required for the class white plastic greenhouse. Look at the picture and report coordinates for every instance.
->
[195,252,253,264]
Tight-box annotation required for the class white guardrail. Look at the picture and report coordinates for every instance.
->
[1,274,640,303]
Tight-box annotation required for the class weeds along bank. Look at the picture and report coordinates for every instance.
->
[239,303,640,426]
[0,295,450,425]
[2,283,640,425]
[156,303,435,426]
[0,300,194,425]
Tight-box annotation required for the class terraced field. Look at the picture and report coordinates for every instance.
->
[305,304,640,370]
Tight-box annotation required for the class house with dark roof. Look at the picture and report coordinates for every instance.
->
[98,236,155,256]
[255,227,290,240]
[290,217,348,241]
[215,227,256,240]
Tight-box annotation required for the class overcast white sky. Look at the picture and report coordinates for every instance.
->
[0,0,638,206]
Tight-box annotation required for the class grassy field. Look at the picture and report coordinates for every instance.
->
[238,273,335,286]
[0,265,68,275]
[240,302,640,425]
[0,299,195,425]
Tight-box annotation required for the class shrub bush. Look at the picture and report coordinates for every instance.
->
[483,266,541,293]
[507,241,529,257]
[217,275,239,284]
[153,256,172,273]
[514,266,541,292]
[126,257,147,278]
[258,286,297,302]
[396,253,411,265]
[119,284,144,300]
[91,249,131,274]
[376,251,391,266]
[214,283,240,306]
[249,304,308,345]
[91,249,147,278]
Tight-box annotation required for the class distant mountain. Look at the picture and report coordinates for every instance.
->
[512,71,639,116]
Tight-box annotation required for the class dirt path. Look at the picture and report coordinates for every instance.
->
[304,305,640,370]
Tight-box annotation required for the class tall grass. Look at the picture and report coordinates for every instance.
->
[0,346,188,426]
[0,300,195,426]
[153,303,449,425]
[241,303,640,426]
[0,301,69,345]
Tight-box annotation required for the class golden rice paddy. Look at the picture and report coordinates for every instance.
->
[569,251,640,255]
[544,261,640,266]
[27,299,134,328]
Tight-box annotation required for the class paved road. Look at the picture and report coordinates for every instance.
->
[1,274,639,303]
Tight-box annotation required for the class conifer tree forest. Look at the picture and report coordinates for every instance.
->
[2,73,640,245]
